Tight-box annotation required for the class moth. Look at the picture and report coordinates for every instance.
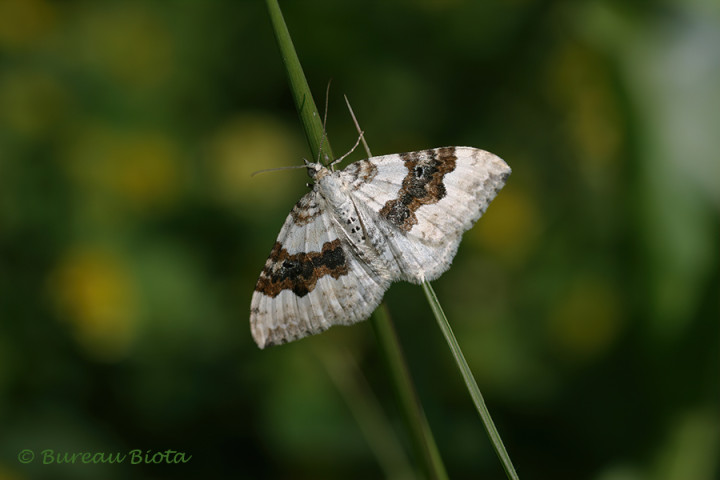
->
[250,146,510,348]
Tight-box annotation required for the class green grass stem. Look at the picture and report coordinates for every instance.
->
[421,281,519,480]
[265,0,332,162]
[265,1,448,478]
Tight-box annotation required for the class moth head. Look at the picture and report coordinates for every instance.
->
[303,159,324,180]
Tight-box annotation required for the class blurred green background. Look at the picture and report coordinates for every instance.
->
[0,0,718,479]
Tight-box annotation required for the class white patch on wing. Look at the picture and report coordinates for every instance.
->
[408,147,511,244]
[275,192,336,255]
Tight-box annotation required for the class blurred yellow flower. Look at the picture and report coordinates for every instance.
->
[547,276,623,361]
[63,126,183,212]
[110,135,182,209]
[72,4,174,88]
[49,248,138,361]
[546,41,622,170]
[470,185,541,264]
[0,69,70,136]
[0,0,55,49]
[205,113,303,211]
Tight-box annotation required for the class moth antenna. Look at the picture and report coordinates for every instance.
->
[344,94,373,157]
[316,79,333,166]
[250,164,307,177]
[323,79,332,133]
[330,130,365,169]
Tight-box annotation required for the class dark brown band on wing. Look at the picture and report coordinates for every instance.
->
[379,147,457,232]
[255,239,349,298]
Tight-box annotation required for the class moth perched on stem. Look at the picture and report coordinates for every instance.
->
[250,146,510,348]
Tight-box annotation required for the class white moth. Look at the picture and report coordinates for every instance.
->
[250,146,510,348]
